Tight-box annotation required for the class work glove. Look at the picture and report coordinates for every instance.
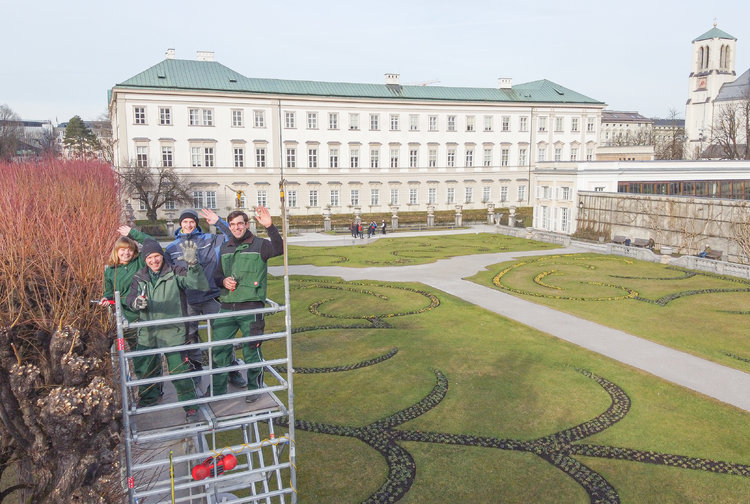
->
[133,294,148,310]
[179,240,199,267]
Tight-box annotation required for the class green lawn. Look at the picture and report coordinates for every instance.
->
[466,252,750,373]
[269,232,559,268]
[256,270,750,503]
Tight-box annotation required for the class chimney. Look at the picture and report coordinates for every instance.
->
[498,77,512,89]
[165,48,175,59]
[197,51,215,62]
[385,73,400,85]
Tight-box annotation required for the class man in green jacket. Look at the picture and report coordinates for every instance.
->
[212,207,283,401]
[127,239,208,421]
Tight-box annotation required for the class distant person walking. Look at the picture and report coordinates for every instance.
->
[381,220,387,235]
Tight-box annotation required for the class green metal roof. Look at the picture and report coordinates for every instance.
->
[693,26,736,42]
[113,59,604,105]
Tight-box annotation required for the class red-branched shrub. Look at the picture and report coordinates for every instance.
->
[0,158,125,502]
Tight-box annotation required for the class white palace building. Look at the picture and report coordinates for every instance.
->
[109,49,605,224]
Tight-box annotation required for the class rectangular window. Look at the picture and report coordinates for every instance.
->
[428,187,436,204]
[429,148,437,168]
[285,111,296,128]
[191,147,202,167]
[204,147,214,167]
[561,187,571,200]
[165,200,175,210]
[390,188,399,205]
[286,147,296,168]
[254,110,265,128]
[205,191,217,209]
[538,116,547,132]
[409,114,419,131]
[428,115,438,131]
[192,191,204,209]
[500,186,508,202]
[409,188,418,205]
[257,190,267,208]
[409,149,418,168]
[202,109,213,126]
[370,188,379,205]
[484,148,492,167]
[350,148,359,168]
[501,116,510,132]
[350,189,359,206]
[233,147,244,167]
[465,148,474,167]
[501,148,509,167]
[518,185,526,201]
[587,117,595,132]
[307,112,318,129]
[554,147,562,162]
[447,187,455,204]
[538,147,546,162]
[370,114,379,131]
[349,113,360,130]
[370,148,379,168]
[555,117,564,132]
[330,189,339,206]
[542,205,550,229]
[570,147,578,161]
[308,148,318,168]
[390,114,399,131]
[571,118,579,132]
[519,116,528,132]
[561,207,570,232]
[329,148,339,168]
[447,148,456,167]
[256,147,266,168]
[309,190,318,207]
[484,115,493,132]
[390,148,399,168]
[136,146,148,167]
[189,108,200,126]
[159,107,171,125]
[232,109,244,127]
[466,115,475,132]
[287,190,297,207]
[465,187,473,203]
[519,148,527,166]
[328,112,338,130]
[161,146,173,167]
[483,186,491,202]
[134,107,146,125]
[447,115,456,132]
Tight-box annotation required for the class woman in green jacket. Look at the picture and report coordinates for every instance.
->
[100,226,152,346]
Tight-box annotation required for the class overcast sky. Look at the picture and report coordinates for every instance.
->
[2,0,748,123]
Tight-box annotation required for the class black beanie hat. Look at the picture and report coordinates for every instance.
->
[179,209,199,225]
[141,239,164,259]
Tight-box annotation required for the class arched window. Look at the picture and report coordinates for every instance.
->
[699,47,704,69]
[705,46,710,69]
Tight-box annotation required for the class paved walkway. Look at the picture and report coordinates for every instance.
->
[271,227,750,413]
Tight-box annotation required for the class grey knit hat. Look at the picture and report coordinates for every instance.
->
[141,239,164,259]
[178,209,199,225]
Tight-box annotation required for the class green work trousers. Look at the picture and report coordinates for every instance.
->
[133,344,196,409]
[211,309,265,395]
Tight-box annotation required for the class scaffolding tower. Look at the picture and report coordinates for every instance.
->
[113,290,297,504]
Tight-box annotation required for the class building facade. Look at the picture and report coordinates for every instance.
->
[597,110,654,161]
[109,50,605,220]
[684,25,739,158]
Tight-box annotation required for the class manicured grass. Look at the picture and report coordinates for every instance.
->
[256,274,750,503]
[466,252,750,372]
[268,233,559,268]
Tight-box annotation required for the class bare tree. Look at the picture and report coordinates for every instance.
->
[710,90,750,159]
[117,164,194,221]
[654,108,685,160]
[0,104,22,161]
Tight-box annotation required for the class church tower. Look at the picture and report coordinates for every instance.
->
[685,24,737,158]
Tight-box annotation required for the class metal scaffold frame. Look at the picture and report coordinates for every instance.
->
[113,188,297,503]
